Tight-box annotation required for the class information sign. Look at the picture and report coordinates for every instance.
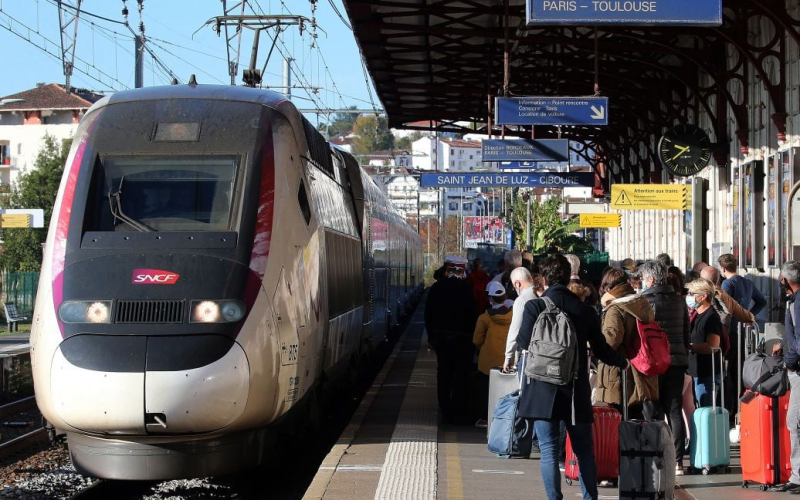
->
[482,139,569,162]
[0,214,32,228]
[611,184,690,210]
[496,97,608,126]
[579,213,621,228]
[526,0,722,26]
[420,172,594,188]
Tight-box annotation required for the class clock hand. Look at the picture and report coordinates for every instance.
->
[669,145,690,161]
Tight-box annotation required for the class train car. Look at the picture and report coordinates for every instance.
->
[29,83,423,480]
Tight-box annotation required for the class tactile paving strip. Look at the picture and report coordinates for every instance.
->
[373,342,438,500]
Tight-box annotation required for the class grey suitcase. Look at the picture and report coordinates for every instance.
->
[618,371,676,500]
[488,367,520,435]
[488,351,527,435]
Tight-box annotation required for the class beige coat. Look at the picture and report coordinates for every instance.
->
[595,285,660,407]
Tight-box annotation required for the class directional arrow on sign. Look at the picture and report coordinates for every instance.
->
[495,96,609,126]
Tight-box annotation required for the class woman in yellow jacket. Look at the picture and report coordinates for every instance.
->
[473,281,514,426]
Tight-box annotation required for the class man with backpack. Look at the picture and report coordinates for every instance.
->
[515,254,629,500]
[639,260,691,474]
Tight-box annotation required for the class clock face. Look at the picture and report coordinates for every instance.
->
[658,124,712,177]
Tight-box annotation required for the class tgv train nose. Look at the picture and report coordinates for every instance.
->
[50,335,250,434]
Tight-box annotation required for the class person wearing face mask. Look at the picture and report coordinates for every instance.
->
[770,261,800,493]
[425,255,479,424]
[640,260,690,474]
[686,278,723,408]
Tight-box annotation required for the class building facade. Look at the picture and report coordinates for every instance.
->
[0,84,101,188]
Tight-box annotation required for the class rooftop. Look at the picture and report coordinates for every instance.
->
[0,83,104,112]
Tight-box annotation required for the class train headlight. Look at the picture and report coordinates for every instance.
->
[190,300,246,323]
[58,300,112,323]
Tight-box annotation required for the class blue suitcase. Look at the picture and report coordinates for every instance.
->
[487,352,532,458]
[487,390,533,458]
[690,347,731,474]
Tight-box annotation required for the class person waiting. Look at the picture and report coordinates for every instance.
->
[686,278,723,408]
[771,261,800,493]
[514,254,629,500]
[472,281,514,427]
[639,260,690,474]
[595,268,660,421]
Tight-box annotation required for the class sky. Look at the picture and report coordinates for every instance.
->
[0,0,380,127]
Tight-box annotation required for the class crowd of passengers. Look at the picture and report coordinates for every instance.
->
[424,250,800,499]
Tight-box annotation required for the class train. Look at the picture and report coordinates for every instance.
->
[29,83,423,480]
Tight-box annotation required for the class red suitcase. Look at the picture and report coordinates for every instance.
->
[741,393,791,490]
[565,406,622,486]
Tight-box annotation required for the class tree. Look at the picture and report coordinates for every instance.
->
[511,194,593,255]
[395,131,423,151]
[352,115,394,155]
[323,106,360,137]
[1,135,70,272]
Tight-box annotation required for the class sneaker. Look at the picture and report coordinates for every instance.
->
[675,464,684,476]
[474,419,488,428]
[559,462,566,472]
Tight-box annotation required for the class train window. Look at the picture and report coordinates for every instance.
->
[86,155,238,232]
[298,180,312,225]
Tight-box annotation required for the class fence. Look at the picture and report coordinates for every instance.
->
[2,272,39,316]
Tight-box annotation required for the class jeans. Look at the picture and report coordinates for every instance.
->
[658,365,688,462]
[534,419,598,500]
[788,372,800,484]
[694,373,722,408]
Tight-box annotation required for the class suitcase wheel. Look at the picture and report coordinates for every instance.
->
[566,478,573,486]
[741,481,748,489]
[759,485,769,491]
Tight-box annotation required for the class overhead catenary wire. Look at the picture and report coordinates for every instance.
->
[0,7,128,90]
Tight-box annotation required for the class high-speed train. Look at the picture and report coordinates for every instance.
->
[30,83,423,480]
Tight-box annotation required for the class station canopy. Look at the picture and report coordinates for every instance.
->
[342,0,793,181]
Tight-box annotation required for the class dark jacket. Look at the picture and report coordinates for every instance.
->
[641,284,690,367]
[515,284,628,424]
[425,276,479,344]
[785,291,800,370]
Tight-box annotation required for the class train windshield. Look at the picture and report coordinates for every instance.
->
[88,155,239,232]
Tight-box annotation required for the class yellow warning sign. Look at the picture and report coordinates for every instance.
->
[611,184,690,210]
[0,214,31,228]
[579,214,621,228]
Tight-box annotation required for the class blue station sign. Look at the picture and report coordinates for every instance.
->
[526,0,722,26]
[419,172,595,188]
[496,97,609,126]
[482,139,569,162]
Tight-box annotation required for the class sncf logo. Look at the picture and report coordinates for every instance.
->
[132,269,180,285]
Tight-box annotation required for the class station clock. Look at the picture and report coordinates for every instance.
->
[657,124,712,177]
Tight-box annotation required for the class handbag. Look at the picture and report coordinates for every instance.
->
[741,351,789,398]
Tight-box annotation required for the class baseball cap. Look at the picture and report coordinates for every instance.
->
[486,281,506,297]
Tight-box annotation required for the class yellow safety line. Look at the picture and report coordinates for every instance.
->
[445,432,463,499]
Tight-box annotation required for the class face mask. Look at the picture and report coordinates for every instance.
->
[641,282,650,292]
[685,295,699,310]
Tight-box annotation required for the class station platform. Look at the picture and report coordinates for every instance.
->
[0,333,29,358]
[303,304,759,500]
